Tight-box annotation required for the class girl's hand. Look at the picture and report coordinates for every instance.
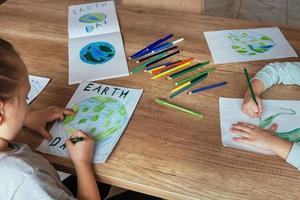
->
[24,106,75,141]
[230,122,278,151]
[242,93,263,118]
[66,130,94,166]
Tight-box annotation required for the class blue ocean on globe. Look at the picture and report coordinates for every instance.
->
[63,96,127,142]
[80,42,115,64]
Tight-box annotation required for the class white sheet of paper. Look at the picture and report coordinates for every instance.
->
[36,82,143,163]
[68,1,129,84]
[204,27,298,64]
[219,97,300,155]
[27,75,50,104]
[68,1,120,39]
[68,32,129,84]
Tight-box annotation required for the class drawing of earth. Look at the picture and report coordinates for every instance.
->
[63,96,127,142]
[80,41,115,64]
[227,31,276,56]
[79,12,106,23]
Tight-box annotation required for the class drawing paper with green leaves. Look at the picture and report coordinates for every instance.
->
[36,82,143,163]
[204,27,297,64]
[219,97,300,155]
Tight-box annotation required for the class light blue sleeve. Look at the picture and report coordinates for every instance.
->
[286,143,300,171]
[252,62,300,90]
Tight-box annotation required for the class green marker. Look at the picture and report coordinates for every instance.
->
[243,68,258,105]
[169,75,208,99]
[155,98,204,118]
[130,52,167,74]
[167,61,210,80]
[175,67,215,86]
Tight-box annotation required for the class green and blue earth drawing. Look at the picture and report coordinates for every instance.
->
[259,108,300,142]
[80,41,115,64]
[227,31,276,56]
[79,12,107,33]
[63,96,127,142]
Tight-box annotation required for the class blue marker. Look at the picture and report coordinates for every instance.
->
[129,34,173,59]
[151,38,184,53]
[188,81,228,94]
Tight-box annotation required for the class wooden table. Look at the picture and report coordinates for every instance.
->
[1,1,300,199]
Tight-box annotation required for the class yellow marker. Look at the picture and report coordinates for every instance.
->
[170,82,191,93]
[151,61,192,79]
[147,65,167,73]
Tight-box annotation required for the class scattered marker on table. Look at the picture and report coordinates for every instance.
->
[151,38,184,53]
[168,74,208,99]
[136,46,178,63]
[155,98,204,119]
[129,34,173,59]
[145,49,182,67]
[174,67,215,86]
[167,61,210,80]
[151,61,192,79]
[130,52,167,74]
[188,81,228,94]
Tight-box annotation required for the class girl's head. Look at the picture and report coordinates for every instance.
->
[0,38,30,141]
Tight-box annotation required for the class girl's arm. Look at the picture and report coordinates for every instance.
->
[253,62,300,91]
[66,130,101,200]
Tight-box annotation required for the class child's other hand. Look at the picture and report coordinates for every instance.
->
[66,130,94,166]
[242,93,263,118]
[230,122,278,151]
[24,106,75,141]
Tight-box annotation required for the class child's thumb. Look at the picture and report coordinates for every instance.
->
[39,128,52,141]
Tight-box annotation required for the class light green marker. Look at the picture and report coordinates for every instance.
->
[130,52,167,74]
[155,98,204,119]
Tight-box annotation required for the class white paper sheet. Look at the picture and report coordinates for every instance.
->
[219,97,300,155]
[27,75,50,104]
[204,27,298,64]
[68,1,129,84]
[36,82,143,163]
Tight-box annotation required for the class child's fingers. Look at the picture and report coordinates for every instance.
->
[48,112,64,122]
[69,129,89,138]
[233,137,252,145]
[236,122,256,129]
[231,124,253,133]
[230,128,250,138]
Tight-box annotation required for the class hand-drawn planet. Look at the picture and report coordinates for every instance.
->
[227,31,276,56]
[63,96,127,142]
[79,12,106,23]
[80,41,115,64]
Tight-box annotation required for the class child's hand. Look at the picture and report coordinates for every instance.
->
[230,122,278,151]
[24,106,75,141]
[66,130,94,166]
[242,93,263,118]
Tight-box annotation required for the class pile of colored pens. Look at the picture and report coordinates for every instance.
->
[129,34,228,98]
[129,34,184,74]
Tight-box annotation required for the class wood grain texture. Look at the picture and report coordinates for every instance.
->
[1,0,300,199]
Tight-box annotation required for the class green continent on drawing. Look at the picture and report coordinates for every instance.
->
[259,108,300,142]
[63,97,127,142]
[227,31,275,56]
[79,12,106,23]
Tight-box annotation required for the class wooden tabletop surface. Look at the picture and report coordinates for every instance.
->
[1,0,300,199]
